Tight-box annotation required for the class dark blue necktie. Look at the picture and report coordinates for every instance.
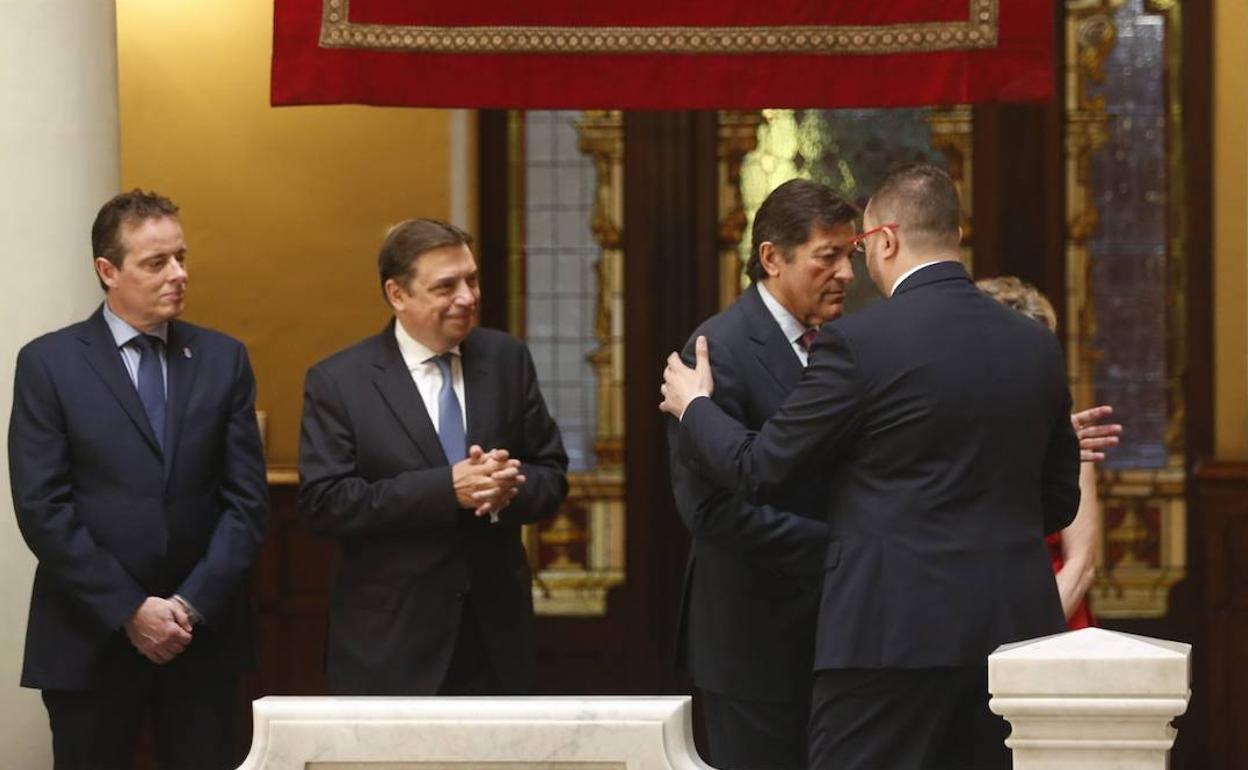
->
[431,353,466,463]
[131,334,166,449]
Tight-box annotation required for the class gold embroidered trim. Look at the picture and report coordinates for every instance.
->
[318,0,999,55]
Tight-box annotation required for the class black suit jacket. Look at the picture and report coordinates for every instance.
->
[668,285,828,702]
[298,322,569,695]
[679,262,1081,670]
[8,306,268,690]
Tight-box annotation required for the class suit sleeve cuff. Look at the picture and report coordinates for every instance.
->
[679,394,710,422]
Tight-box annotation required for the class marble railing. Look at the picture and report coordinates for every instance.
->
[237,696,711,770]
[989,627,1192,770]
[236,629,1191,770]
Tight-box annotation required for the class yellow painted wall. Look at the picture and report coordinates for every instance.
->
[1214,0,1248,458]
[116,0,456,465]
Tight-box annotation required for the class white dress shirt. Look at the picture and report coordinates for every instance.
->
[394,321,467,434]
[757,281,816,367]
[890,260,947,297]
[102,300,168,390]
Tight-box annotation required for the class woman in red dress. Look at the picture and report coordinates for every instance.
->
[978,277,1121,630]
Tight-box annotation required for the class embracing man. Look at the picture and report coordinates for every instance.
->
[662,164,1081,770]
[668,179,856,770]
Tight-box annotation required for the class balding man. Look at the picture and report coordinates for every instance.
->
[662,164,1080,770]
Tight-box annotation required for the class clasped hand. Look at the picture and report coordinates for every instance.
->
[124,596,193,665]
[659,335,714,420]
[453,444,526,518]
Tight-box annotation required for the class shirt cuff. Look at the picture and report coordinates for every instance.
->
[172,594,204,625]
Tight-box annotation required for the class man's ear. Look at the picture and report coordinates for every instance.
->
[383,278,405,310]
[758,242,784,278]
[95,257,118,289]
[882,227,901,261]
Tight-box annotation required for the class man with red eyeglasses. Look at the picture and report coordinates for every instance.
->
[663,164,1081,770]
[667,179,857,770]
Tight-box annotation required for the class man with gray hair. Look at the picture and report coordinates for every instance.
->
[299,218,568,695]
[668,179,857,770]
[662,164,1080,769]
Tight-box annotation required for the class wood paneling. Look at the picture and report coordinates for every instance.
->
[1192,461,1248,768]
[253,479,333,697]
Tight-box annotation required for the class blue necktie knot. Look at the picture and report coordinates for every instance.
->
[130,334,166,449]
[431,353,466,463]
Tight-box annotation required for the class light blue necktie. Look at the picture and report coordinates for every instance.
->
[131,334,166,449]
[431,353,466,463]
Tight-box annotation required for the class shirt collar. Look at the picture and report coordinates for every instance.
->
[102,300,168,348]
[890,260,945,297]
[394,320,461,371]
[756,281,813,345]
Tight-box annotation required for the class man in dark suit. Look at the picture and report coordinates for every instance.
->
[8,190,268,770]
[662,165,1081,770]
[298,218,568,696]
[668,180,856,770]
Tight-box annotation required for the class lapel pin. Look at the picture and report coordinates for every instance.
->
[183,347,192,359]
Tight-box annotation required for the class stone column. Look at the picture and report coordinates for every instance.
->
[989,627,1191,770]
[0,2,121,767]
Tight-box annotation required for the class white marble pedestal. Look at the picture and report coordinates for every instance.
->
[989,627,1191,770]
[236,696,713,770]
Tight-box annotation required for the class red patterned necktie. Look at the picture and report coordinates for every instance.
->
[798,328,818,353]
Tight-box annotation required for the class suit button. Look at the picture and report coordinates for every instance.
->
[455,590,467,601]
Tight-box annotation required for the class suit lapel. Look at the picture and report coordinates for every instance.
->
[460,330,493,450]
[371,324,447,466]
[77,307,163,456]
[163,321,199,482]
[741,285,803,391]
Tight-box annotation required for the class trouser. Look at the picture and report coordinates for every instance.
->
[438,592,507,695]
[42,677,238,770]
[808,666,1010,770]
[699,687,810,770]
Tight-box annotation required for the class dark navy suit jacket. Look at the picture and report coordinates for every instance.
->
[298,322,568,695]
[668,284,828,703]
[679,262,1081,671]
[8,305,268,690]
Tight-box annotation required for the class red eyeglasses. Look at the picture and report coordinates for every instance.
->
[848,223,900,254]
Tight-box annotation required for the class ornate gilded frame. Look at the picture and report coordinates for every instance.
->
[317,0,1000,55]
[509,111,627,616]
[1065,0,1187,618]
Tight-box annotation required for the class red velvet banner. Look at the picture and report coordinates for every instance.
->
[271,0,1053,109]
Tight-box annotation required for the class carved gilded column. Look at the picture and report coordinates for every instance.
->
[926,107,975,267]
[1065,0,1188,618]
[717,111,764,306]
[526,111,627,615]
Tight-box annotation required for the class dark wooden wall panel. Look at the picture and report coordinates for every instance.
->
[1192,462,1248,768]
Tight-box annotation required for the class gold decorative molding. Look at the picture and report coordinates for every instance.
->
[717,111,764,308]
[513,111,627,617]
[579,111,627,472]
[319,0,999,55]
[1064,0,1187,618]
[926,106,975,268]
